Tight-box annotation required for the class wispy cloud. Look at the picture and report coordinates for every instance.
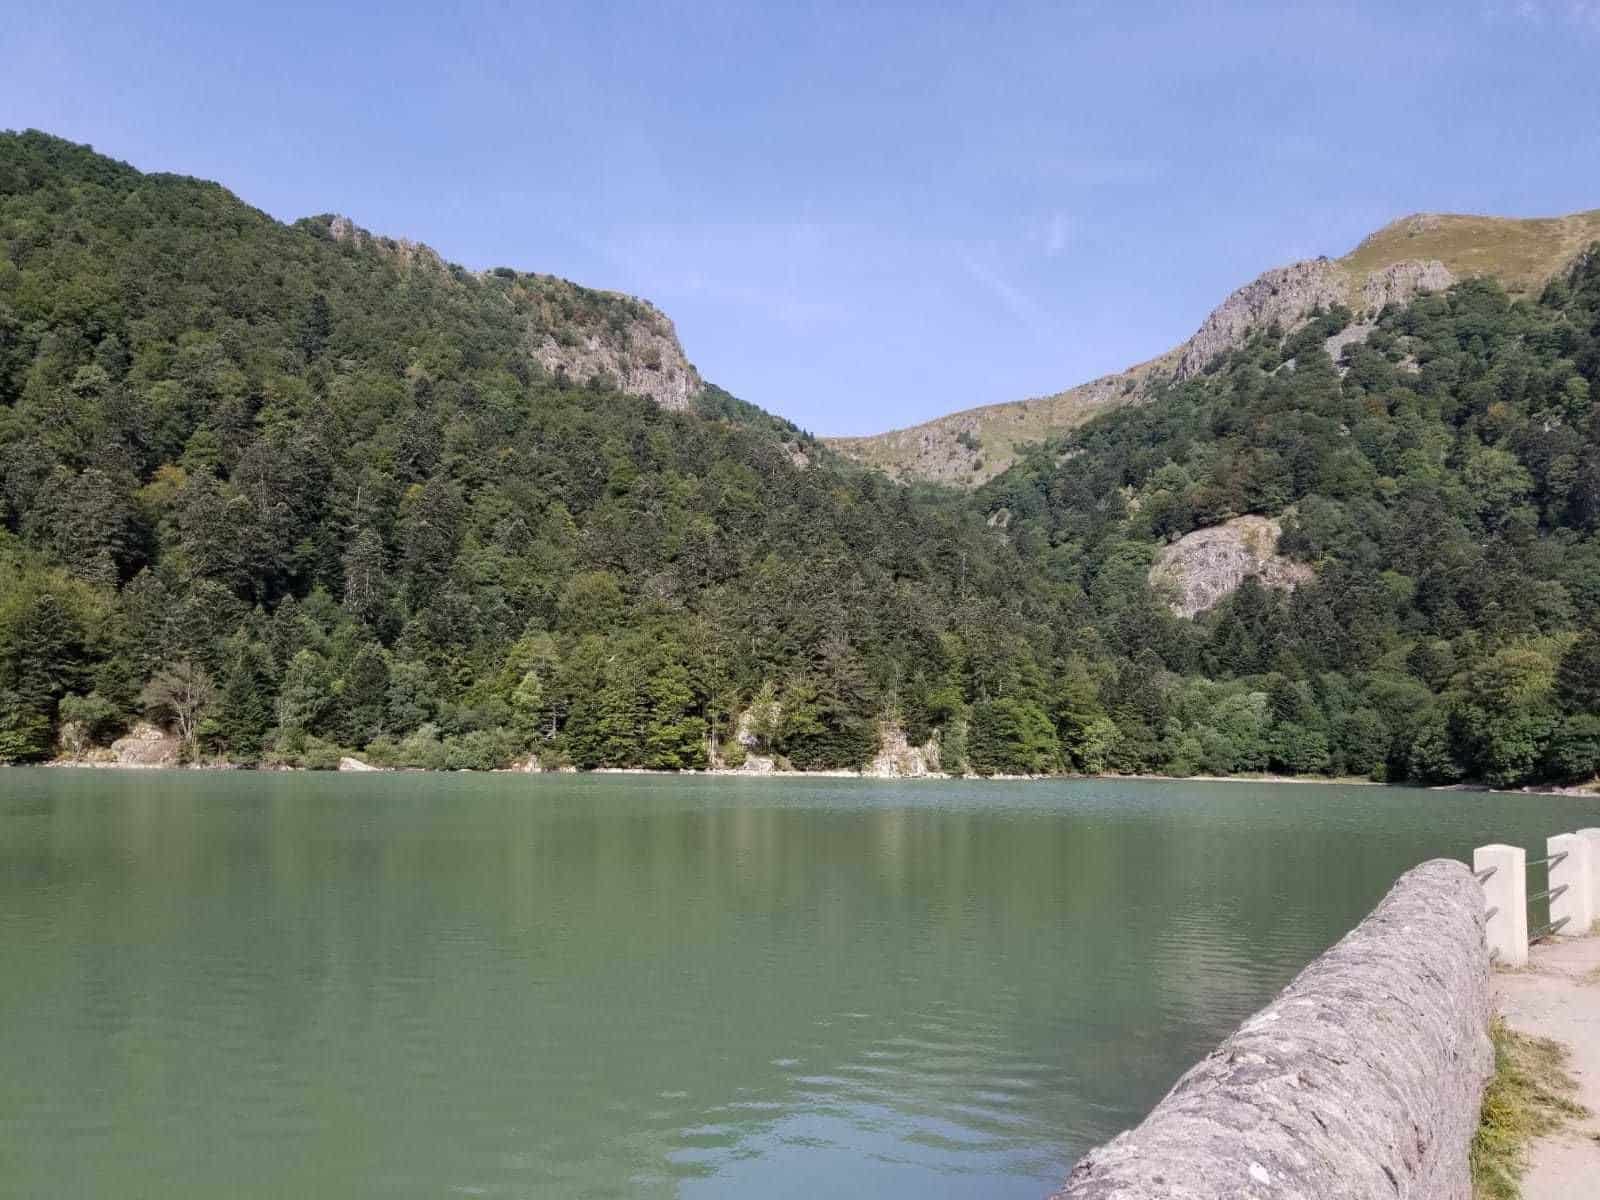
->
[1043,211,1074,257]
[959,252,1053,339]
[588,223,849,333]
[1487,1,1600,30]
[1047,158,1166,187]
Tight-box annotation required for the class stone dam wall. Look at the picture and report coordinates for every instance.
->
[1050,859,1492,1200]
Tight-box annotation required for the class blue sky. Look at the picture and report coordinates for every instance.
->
[4,2,1599,435]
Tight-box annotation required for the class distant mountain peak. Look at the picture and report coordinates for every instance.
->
[830,207,1600,486]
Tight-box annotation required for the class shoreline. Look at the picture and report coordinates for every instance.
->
[33,757,1598,796]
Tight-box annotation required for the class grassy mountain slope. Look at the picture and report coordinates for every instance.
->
[830,208,1600,485]
[1343,210,1600,294]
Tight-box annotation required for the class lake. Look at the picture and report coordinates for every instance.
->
[2,770,1595,1198]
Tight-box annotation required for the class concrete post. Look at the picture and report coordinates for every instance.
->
[1474,844,1526,967]
[1547,832,1592,938]
[1579,828,1600,930]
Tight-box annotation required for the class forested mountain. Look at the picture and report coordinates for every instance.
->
[981,262,1600,787]
[0,132,1053,772]
[4,130,1600,787]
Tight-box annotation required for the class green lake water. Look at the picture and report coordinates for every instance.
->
[2,770,1596,1198]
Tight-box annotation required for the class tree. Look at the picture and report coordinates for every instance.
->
[1051,658,1115,773]
[58,691,122,753]
[1556,628,1600,714]
[968,698,1059,775]
[275,650,334,744]
[337,643,390,746]
[744,680,781,753]
[341,527,388,625]
[213,642,274,761]
[643,662,706,769]
[1267,722,1331,775]
[778,676,876,771]
[1547,714,1600,782]
[1451,648,1558,787]
[141,660,216,761]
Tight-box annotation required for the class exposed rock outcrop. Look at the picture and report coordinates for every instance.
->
[527,300,702,412]
[865,723,941,778]
[108,722,181,768]
[1175,256,1454,380]
[1359,258,1455,311]
[1175,259,1350,380]
[1050,859,1492,1200]
[319,213,703,412]
[338,756,380,772]
[723,700,782,773]
[1324,318,1378,365]
[325,214,446,272]
[1149,515,1313,618]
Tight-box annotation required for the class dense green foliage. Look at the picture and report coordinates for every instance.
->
[5,130,1600,785]
[0,132,1054,773]
[984,256,1600,786]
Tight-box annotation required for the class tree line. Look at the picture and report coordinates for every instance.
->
[5,130,1600,785]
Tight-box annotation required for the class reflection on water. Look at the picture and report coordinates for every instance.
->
[2,771,1593,1198]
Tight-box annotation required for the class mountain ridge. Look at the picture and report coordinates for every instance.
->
[312,211,705,411]
[829,207,1600,485]
[7,130,1600,790]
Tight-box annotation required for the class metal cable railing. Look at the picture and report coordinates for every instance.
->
[1474,831,1596,967]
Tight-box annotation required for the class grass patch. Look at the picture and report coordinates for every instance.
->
[1472,1019,1588,1199]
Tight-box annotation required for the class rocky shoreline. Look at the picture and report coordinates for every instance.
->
[31,755,1444,788]
[35,724,1598,794]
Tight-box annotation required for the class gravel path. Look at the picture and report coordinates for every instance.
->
[1493,934,1600,1199]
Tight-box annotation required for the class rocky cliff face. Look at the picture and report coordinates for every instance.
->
[1175,256,1456,379]
[525,298,702,412]
[1149,515,1313,618]
[321,214,703,411]
[1359,258,1457,310]
[1174,259,1351,380]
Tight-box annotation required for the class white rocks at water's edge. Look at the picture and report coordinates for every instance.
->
[48,720,181,769]
[867,722,941,778]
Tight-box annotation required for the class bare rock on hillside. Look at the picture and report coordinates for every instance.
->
[322,213,701,411]
[109,722,181,768]
[529,303,703,412]
[1176,260,1349,380]
[1150,515,1313,618]
[1323,319,1378,366]
[866,723,942,778]
[1359,258,1454,310]
[338,756,380,772]
[325,214,445,271]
